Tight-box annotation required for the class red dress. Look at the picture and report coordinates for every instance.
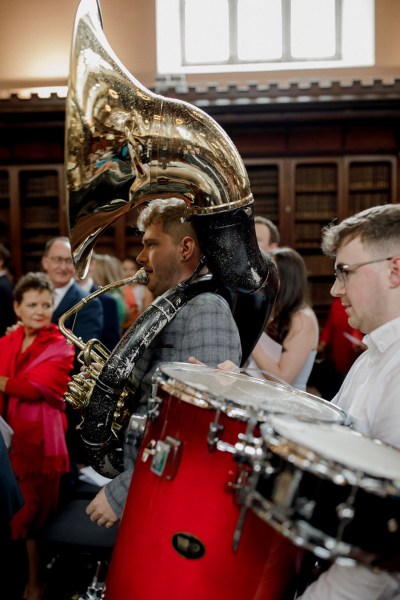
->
[0,324,74,539]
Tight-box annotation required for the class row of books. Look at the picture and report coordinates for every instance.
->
[349,163,391,189]
[20,173,59,198]
[22,204,59,225]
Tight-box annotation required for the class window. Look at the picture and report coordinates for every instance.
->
[156,0,374,74]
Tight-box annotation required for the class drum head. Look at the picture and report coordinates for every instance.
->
[264,416,400,483]
[155,362,345,423]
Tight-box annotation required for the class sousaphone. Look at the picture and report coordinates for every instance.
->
[62,0,278,476]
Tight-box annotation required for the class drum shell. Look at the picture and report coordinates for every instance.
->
[256,453,400,559]
[252,418,400,566]
[105,388,299,600]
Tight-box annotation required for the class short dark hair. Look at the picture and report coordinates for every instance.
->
[254,216,280,244]
[137,198,197,244]
[322,204,400,257]
[13,272,54,304]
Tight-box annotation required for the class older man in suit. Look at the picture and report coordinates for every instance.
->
[42,237,104,344]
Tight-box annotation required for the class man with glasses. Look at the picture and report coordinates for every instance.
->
[42,236,104,345]
[298,203,400,599]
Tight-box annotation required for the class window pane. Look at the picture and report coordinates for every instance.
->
[291,0,336,58]
[237,0,282,60]
[184,0,229,63]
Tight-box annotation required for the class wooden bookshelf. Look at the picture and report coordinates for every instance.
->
[245,160,282,225]
[244,155,398,323]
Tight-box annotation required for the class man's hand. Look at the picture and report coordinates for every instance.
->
[86,487,118,528]
[216,360,240,373]
[188,356,240,372]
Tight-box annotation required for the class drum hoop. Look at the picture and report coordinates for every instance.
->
[249,491,377,566]
[265,432,400,495]
[155,376,214,410]
[154,362,346,423]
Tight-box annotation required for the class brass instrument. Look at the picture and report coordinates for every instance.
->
[59,268,148,441]
[63,0,278,476]
[67,0,255,284]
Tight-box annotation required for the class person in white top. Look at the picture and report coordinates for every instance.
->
[298,203,400,600]
[248,246,319,391]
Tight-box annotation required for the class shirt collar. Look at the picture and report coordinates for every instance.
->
[364,315,400,354]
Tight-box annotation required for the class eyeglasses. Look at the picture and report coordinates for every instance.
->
[334,257,393,286]
[48,256,74,266]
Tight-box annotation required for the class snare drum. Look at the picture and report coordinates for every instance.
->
[250,416,400,567]
[104,363,345,600]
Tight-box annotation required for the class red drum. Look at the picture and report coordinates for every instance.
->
[105,363,345,600]
[251,416,400,567]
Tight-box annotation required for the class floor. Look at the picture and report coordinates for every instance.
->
[2,536,111,600]
[2,477,115,600]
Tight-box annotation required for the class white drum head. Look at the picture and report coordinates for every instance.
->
[266,416,400,482]
[155,362,345,423]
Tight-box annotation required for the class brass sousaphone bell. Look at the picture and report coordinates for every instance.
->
[66,0,269,297]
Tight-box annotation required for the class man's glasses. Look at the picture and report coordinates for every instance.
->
[48,256,74,266]
[334,257,393,286]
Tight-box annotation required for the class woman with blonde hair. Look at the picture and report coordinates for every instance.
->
[92,253,127,336]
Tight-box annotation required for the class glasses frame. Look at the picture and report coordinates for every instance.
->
[334,257,393,286]
[48,255,74,266]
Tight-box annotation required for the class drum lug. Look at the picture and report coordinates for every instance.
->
[216,440,236,454]
[234,433,264,463]
[142,436,183,481]
[208,408,224,451]
[336,503,355,522]
[296,498,316,520]
[142,439,157,462]
[147,393,161,420]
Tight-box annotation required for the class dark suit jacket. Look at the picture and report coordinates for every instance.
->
[89,284,121,351]
[52,281,104,345]
[0,274,15,337]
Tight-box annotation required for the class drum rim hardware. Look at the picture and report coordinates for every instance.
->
[260,420,400,496]
[155,362,347,424]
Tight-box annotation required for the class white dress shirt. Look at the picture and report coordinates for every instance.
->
[298,316,400,600]
[53,278,74,310]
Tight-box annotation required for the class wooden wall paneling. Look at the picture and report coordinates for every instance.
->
[9,167,22,277]
[279,159,294,247]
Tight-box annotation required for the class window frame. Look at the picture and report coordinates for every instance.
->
[180,0,342,68]
[155,0,374,75]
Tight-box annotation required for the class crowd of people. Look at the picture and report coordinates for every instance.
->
[0,202,399,599]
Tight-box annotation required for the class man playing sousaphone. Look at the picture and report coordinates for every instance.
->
[86,198,300,600]
[61,0,284,598]
[86,197,242,527]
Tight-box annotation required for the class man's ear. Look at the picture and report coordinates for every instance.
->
[389,256,400,288]
[180,236,196,261]
[41,256,48,272]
